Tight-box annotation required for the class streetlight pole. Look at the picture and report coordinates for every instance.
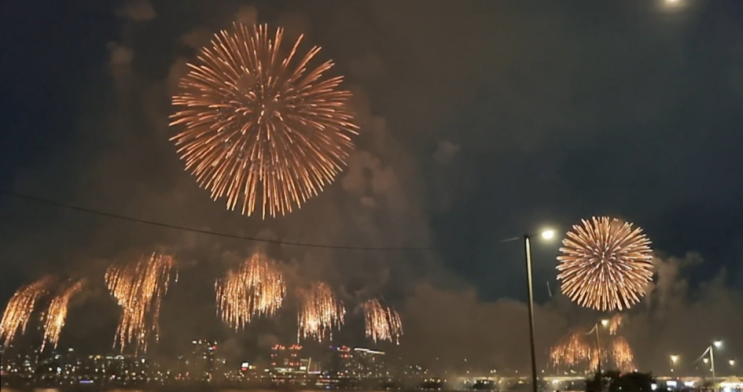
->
[710,345,717,391]
[523,234,539,392]
[594,323,602,379]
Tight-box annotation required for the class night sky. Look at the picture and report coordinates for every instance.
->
[1,0,742,372]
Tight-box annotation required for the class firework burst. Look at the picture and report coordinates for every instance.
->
[170,23,359,218]
[0,276,56,346]
[557,217,654,311]
[363,299,403,344]
[41,278,86,350]
[215,253,285,329]
[550,331,592,368]
[105,252,178,353]
[297,282,345,341]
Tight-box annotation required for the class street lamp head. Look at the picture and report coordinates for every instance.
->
[703,358,709,364]
[713,340,723,348]
[670,355,679,363]
[600,319,610,327]
[730,360,736,366]
[540,229,556,240]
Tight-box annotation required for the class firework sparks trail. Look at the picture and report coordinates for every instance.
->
[41,278,86,350]
[297,282,345,341]
[363,299,403,344]
[170,23,359,219]
[550,331,592,368]
[215,253,285,329]
[105,252,178,353]
[611,337,634,371]
[0,276,56,346]
[557,217,654,311]
[551,329,635,371]
[608,314,622,335]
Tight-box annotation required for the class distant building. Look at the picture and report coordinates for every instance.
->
[270,344,310,383]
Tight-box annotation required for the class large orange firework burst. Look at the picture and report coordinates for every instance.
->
[105,252,178,353]
[297,281,345,341]
[170,23,359,219]
[41,278,86,350]
[363,299,403,344]
[215,252,285,329]
[557,217,654,311]
[0,276,56,346]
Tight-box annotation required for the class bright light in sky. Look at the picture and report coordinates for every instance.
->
[540,229,556,240]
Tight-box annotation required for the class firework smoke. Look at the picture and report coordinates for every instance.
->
[363,299,403,344]
[41,278,86,350]
[297,281,345,341]
[215,253,285,329]
[170,23,359,218]
[0,276,56,346]
[105,252,178,353]
[557,216,654,311]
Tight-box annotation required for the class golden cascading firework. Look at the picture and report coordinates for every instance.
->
[363,299,403,344]
[41,278,86,350]
[608,314,622,335]
[550,331,592,368]
[551,328,635,372]
[215,253,285,329]
[0,276,56,346]
[611,336,634,371]
[170,23,359,219]
[557,217,654,311]
[105,252,178,353]
[297,281,345,342]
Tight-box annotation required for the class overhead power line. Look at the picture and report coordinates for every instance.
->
[0,190,437,251]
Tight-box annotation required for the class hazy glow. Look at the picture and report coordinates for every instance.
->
[714,340,722,348]
[170,23,359,219]
[541,229,556,240]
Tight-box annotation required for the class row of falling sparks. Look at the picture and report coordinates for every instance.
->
[0,251,402,353]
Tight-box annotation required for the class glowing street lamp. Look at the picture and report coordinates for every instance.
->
[670,355,679,373]
[730,360,736,367]
[521,228,557,392]
[706,340,723,391]
[590,319,610,385]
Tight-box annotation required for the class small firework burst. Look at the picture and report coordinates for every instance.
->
[557,216,654,311]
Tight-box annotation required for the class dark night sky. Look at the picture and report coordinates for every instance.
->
[0,0,742,372]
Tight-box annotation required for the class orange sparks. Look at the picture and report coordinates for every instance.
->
[297,281,345,342]
[215,252,285,329]
[363,299,403,344]
[41,278,86,350]
[105,252,178,353]
[557,217,654,311]
[0,276,56,346]
[170,23,359,219]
